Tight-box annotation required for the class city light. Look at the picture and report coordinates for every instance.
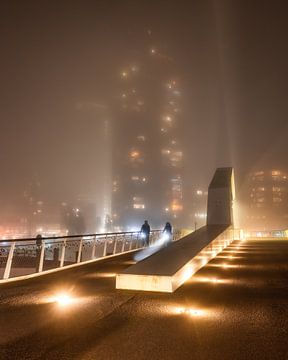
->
[130,150,140,159]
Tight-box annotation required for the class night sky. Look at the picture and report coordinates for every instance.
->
[1,0,288,205]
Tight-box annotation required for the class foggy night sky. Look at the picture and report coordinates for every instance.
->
[0,0,288,205]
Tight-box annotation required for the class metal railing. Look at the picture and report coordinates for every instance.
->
[243,230,288,239]
[0,229,183,281]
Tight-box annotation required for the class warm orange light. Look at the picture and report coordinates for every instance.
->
[173,307,205,317]
[50,292,74,307]
[171,201,183,211]
[130,150,140,158]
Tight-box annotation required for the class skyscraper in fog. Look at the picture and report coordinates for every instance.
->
[111,34,184,230]
[244,169,288,230]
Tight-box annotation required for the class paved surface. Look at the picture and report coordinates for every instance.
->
[1,239,288,360]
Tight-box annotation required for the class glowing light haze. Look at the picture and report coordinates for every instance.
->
[0,1,287,234]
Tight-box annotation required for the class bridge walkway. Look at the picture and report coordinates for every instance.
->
[1,238,288,359]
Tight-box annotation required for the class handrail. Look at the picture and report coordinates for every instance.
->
[0,229,181,281]
[0,230,162,244]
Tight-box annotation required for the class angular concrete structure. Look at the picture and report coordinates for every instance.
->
[207,167,235,226]
[116,167,236,293]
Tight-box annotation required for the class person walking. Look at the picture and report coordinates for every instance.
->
[163,222,172,244]
[35,234,43,272]
[140,220,150,247]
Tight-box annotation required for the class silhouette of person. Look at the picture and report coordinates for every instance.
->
[140,220,150,246]
[163,222,172,243]
[35,234,43,272]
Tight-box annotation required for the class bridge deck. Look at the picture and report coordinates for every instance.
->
[1,238,288,359]
[116,225,229,292]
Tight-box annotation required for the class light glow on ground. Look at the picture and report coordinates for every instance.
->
[172,306,207,317]
[50,293,74,307]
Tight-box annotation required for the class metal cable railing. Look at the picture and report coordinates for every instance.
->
[0,229,183,281]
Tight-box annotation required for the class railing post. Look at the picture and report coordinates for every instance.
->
[3,241,16,280]
[77,238,83,263]
[121,236,126,253]
[38,241,45,273]
[129,233,133,251]
[113,235,118,255]
[151,231,155,245]
[91,236,97,260]
[103,235,108,257]
[150,232,154,245]
[60,239,66,268]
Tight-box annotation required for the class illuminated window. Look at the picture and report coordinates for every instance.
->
[272,187,281,192]
[130,150,140,159]
[133,196,145,209]
[112,180,119,192]
[171,177,182,198]
[131,65,138,72]
[171,200,183,212]
[162,149,183,167]
[161,149,171,155]
[131,176,147,183]
[171,204,183,212]
[163,115,172,122]
[133,204,145,209]
[121,71,128,78]
[137,135,146,142]
[170,151,183,167]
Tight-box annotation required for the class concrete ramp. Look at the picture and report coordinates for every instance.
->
[116,167,235,293]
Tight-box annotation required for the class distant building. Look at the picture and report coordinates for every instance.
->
[185,188,208,230]
[111,37,184,230]
[244,169,288,230]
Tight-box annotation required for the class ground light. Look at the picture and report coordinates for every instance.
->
[173,307,205,317]
[49,292,75,307]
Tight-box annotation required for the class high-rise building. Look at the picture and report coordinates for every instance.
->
[243,169,288,230]
[111,36,184,230]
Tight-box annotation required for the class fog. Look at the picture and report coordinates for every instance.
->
[1,1,288,236]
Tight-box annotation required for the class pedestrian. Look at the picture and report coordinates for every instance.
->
[35,234,43,272]
[140,220,150,247]
[163,222,172,244]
